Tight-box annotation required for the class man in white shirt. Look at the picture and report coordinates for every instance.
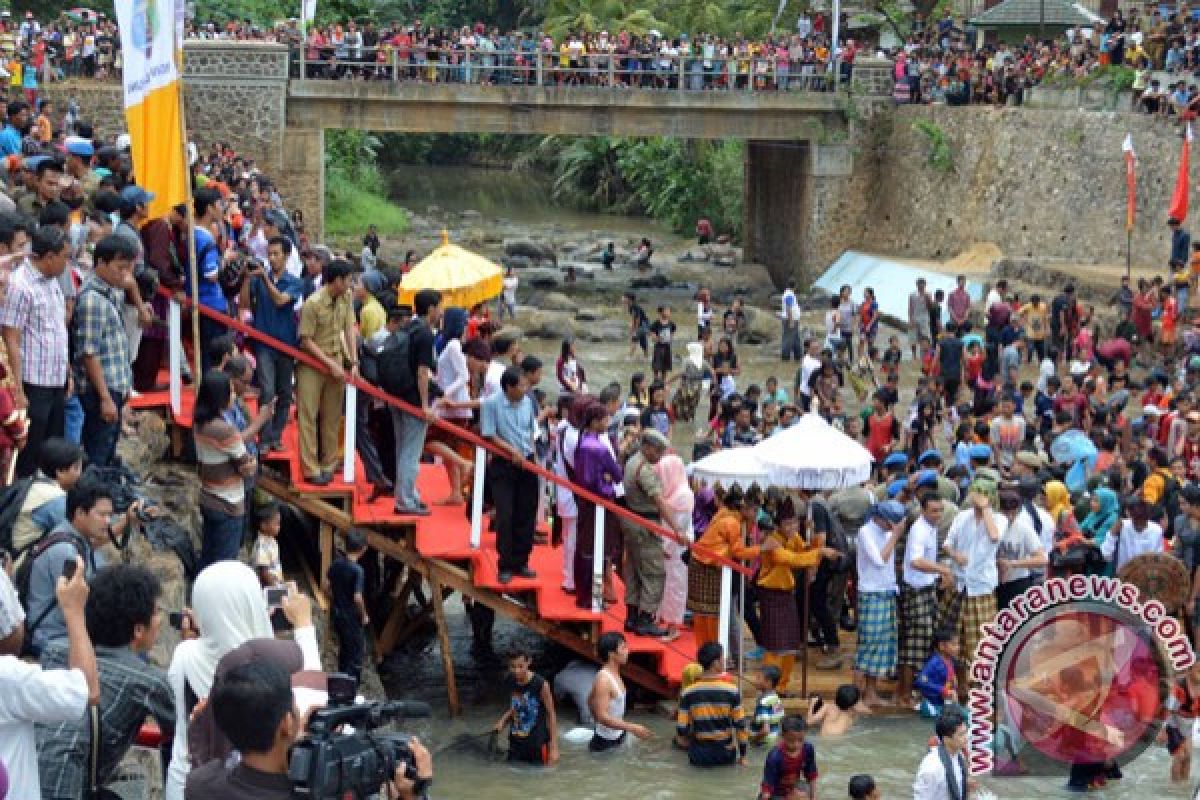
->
[1101,500,1164,572]
[0,559,98,800]
[899,494,954,709]
[855,500,906,709]
[780,280,802,361]
[483,334,520,400]
[914,709,972,800]
[995,490,1047,610]
[794,338,823,412]
[1014,478,1055,580]
[943,487,1006,673]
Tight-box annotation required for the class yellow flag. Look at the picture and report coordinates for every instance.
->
[115,0,187,220]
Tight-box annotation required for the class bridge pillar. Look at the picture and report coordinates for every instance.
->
[744,139,854,289]
[277,128,326,242]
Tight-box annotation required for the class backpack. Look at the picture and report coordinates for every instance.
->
[375,324,415,398]
[0,475,36,559]
[12,528,87,653]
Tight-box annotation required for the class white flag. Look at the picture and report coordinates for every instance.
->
[302,0,317,23]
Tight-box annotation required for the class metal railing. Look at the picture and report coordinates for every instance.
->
[294,46,841,93]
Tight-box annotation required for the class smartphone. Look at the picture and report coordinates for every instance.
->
[811,695,824,713]
[265,586,288,608]
[61,559,78,581]
[167,611,185,631]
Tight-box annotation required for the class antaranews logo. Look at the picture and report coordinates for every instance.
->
[967,575,1196,778]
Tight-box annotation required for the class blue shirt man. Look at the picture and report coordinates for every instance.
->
[0,101,30,157]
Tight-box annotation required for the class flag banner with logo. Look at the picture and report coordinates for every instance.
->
[1122,133,1135,232]
[116,0,187,220]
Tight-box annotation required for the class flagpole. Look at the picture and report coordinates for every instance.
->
[174,27,203,383]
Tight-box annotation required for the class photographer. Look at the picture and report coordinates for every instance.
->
[187,660,432,800]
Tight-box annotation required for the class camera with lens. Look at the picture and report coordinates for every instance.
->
[288,683,431,800]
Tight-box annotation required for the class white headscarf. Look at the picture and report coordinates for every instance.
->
[173,561,273,698]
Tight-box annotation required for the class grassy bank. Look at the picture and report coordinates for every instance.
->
[325,166,410,240]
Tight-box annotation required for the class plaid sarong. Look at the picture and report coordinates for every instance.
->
[687,562,724,616]
[898,584,939,668]
[854,590,897,677]
[959,593,998,668]
[759,586,801,654]
[937,587,964,635]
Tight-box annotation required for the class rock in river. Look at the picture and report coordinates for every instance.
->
[504,238,558,265]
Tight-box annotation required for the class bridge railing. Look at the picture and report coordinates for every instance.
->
[295,46,846,93]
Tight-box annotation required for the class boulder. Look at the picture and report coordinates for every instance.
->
[519,309,575,340]
[534,291,576,311]
[521,267,562,290]
[575,319,628,343]
[741,306,778,345]
[630,273,671,290]
[504,238,557,265]
[459,209,483,222]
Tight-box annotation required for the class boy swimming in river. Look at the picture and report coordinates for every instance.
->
[751,665,786,746]
[807,684,862,737]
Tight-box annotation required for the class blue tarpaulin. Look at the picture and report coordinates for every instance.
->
[812,251,984,325]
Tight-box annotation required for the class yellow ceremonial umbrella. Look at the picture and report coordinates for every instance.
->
[397,230,505,309]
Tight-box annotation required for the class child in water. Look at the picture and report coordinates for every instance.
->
[848,774,880,799]
[807,685,863,737]
[915,631,961,717]
[758,716,818,800]
[494,649,560,765]
[751,665,786,746]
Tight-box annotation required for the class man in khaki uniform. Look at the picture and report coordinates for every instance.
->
[620,429,672,638]
[297,260,357,485]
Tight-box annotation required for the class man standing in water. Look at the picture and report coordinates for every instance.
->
[913,709,973,800]
[676,641,749,767]
[588,632,652,752]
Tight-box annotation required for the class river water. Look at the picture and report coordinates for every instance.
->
[380,166,1183,800]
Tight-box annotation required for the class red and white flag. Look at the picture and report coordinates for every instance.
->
[1168,123,1193,223]
[1123,133,1136,232]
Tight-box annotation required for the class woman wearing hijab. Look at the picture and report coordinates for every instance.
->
[855,500,905,709]
[654,453,694,642]
[1079,487,1120,550]
[429,307,476,505]
[572,401,623,610]
[687,485,761,652]
[165,562,318,799]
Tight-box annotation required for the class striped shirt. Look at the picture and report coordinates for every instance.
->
[195,417,252,515]
[676,676,748,764]
[0,259,68,387]
[72,275,132,398]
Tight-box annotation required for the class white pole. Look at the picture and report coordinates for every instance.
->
[592,504,606,613]
[168,299,181,416]
[342,384,356,484]
[831,0,841,90]
[737,572,745,682]
[469,446,486,548]
[718,566,733,655]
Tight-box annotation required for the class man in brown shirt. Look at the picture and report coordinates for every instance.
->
[296,260,356,485]
[620,429,673,638]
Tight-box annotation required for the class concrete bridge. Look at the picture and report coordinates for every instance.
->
[115,42,895,285]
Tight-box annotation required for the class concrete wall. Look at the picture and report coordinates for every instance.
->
[844,105,1191,270]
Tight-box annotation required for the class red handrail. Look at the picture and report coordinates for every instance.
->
[164,289,754,577]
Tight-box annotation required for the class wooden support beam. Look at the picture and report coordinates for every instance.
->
[430,573,460,716]
[257,474,670,697]
[318,521,334,601]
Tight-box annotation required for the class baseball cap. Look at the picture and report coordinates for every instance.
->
[120,185,156,206]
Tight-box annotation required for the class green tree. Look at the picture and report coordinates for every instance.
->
[541,0,664,40]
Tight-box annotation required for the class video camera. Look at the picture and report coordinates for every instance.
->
[288,682,431,800]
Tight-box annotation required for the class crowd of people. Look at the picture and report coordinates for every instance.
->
[2,9,1200,798]
[10,6,1200,108]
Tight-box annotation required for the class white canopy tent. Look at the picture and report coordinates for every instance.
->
[753,413,874,490]
[689,447,769,490]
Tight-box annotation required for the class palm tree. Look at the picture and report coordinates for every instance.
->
[542,0,666,39]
